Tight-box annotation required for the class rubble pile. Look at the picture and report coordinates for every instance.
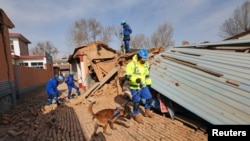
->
[0,89,86,141]
[0,45,207,141]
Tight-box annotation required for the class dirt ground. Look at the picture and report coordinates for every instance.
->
[0,82,208,141]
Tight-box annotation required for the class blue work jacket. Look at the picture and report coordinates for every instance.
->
[46,77,59,95]
[65,75,75,86]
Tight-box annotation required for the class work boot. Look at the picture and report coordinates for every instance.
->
[77,89,81,96]
[145,109,154,118]
[56,101,61,106]
[134,114,143,124]
[77,92,81,96]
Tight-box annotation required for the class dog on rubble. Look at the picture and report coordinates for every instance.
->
[88,101,132,136]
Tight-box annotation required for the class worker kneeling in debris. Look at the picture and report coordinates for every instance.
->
[125,48,154,124]
[65,71,80,99]
[46,75,64,105]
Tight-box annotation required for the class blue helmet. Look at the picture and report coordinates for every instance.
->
[121,20,126,25]
[137,49,149,61]
[57,75,64,81]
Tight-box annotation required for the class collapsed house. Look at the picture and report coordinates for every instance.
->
[67,38,250,128]
[67,41,119,91]
[67,41,165,99]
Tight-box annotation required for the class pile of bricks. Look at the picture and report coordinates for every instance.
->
[0,46,208,141]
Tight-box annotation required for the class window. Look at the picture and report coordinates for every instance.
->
[31,62,44,68]
[10,40,14,53]
[19,62,28,66]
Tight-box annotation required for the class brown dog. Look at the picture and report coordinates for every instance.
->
[88,101,132,136]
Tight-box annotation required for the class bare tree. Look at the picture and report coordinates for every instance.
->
[100,26,114,44]
[88,18,103,41]
[66,18,116,50]
[131,34,150,49]
[111,25,123,43]
[129,22,174,49]
[103,25,126,53]
[30,40,58,57]
[66,18,175,53]
[66,18,90,49]
[109,25,125,51]
[219,1,250,38]
[151,22,174,48]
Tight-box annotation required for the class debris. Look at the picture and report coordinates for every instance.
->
[7,130,24,136]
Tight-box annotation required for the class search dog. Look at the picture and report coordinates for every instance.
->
[88,101,132,136]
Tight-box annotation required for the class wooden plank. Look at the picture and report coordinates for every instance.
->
[92,64,103,81]
[117,78,123,95]
[162,54,197,65]
[83,82,100,98]
[71,82,101,105]
[97,60,116,75]
[226,79,240,86]
[162,55,223,77]
[85,67,119,98]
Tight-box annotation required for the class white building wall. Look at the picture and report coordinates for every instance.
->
[15,58,46,69]
[10,37,21,56]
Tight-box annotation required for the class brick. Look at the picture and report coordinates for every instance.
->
[7,130,24,136]
[0,80,207,141]
[0,130,6,138]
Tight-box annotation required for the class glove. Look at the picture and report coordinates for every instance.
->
[140,83,144,88]
[125,75,131,81]
[136,78,144,88]
[147,85,152,90]
[135,78,141,84]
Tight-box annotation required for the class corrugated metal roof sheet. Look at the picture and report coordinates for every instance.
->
[150,46,250,125]
[175,38,250,48]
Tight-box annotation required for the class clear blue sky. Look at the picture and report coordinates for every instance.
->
[0,0,247,57]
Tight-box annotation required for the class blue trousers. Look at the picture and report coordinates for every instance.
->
[67,84,80,99]
[47,93,59,104]
[131,87,152,114]
[124,40,130,53]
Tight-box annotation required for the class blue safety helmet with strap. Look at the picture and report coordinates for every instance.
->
[137,49,149,61]
[57,75,64,82]
[121,20,126,25]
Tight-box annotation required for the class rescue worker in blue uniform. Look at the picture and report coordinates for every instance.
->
[121,20,132,53]
[65,71,80,99]
[46,75,64,105]
[125,48,154,123]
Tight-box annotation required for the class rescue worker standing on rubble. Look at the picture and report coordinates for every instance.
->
[125,48,154,123]
[121,20,132,53]
[46,75,64,105]
[65,71,80,99]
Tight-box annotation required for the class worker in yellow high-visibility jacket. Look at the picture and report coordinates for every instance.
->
[125,48,154,124]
